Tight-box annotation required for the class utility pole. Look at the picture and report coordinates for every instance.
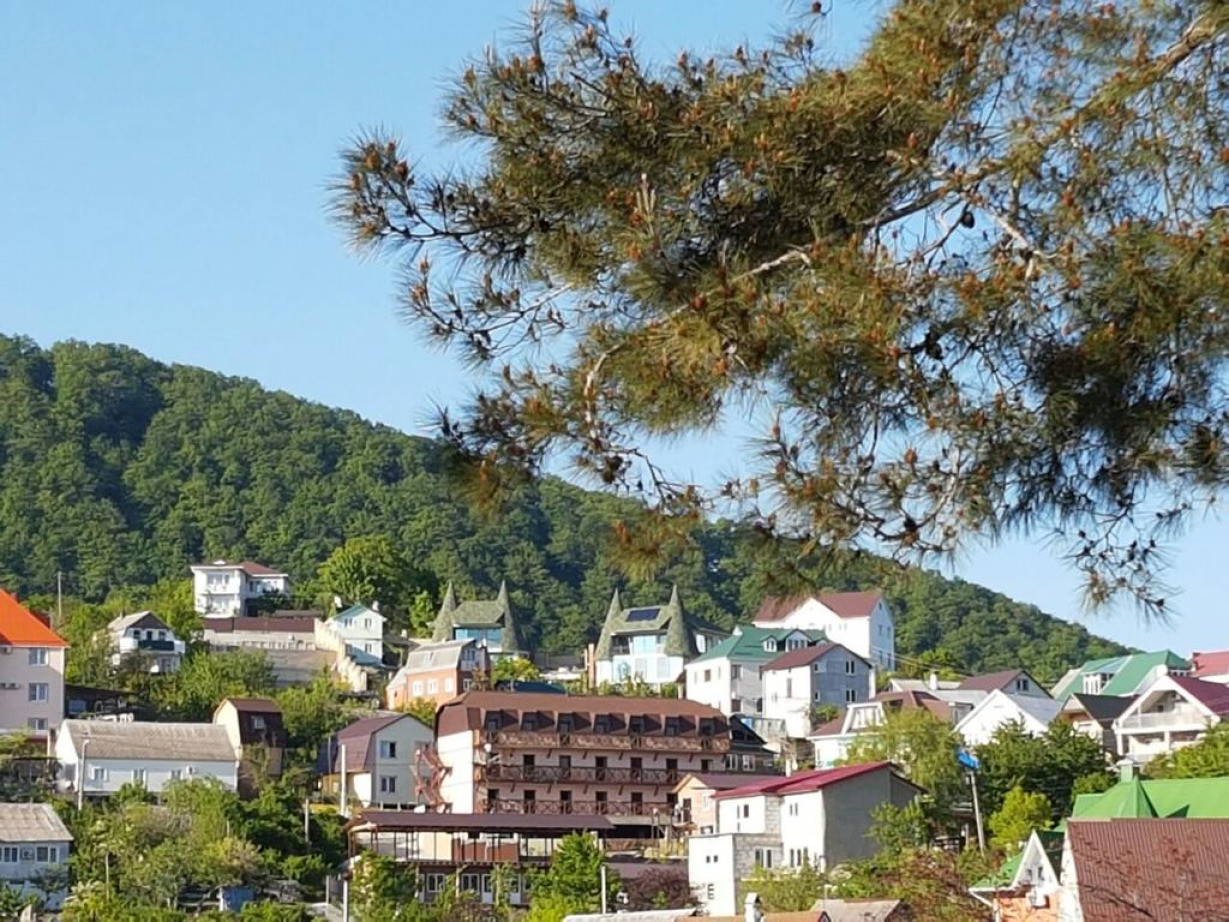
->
[600,865,608,914]
[969,770,986,853]
[56,571,63,627]
[77,738,89,811]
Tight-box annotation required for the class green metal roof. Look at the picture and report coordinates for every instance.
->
[1071,777,1229,820]
[594,586,721,660]
[1053,650,1191,702]
[689,626,828,665]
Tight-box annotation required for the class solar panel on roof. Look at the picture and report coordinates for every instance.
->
[625,607,661,622]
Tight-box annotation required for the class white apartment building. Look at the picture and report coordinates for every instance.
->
[1113,674,1229,764]
[0,589,68,742]
[684,626,828,718]
[752,591,895,669]
[191,560,290,618]
[56,720,239,796]
[328,603,385,666]
[760,643,875,739]
[687,762,920,915]
[107,611,187,673]
[0,803,73,909]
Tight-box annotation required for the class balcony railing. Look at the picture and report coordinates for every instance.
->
[1116,710,1212,732]
[118,637,186,654]
[480,764,680,786]
[481,798,670,818]
[483,730,729,754]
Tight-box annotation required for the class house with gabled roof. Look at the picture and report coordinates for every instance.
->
[751,590,894,669]
[594,586,726,688]
[684,626,827,718]
[1071,766,1229,820]
[323,713,434,811]
[969,827,1064,919]
[328,602,385,666]
[56,719,238,795]
[1057,693,1136,755]
[190,559,290,618]
[761,643,875,739]
[1051,649,1190,703]
[213,697,288,794]
[431,582,523,656]
[107,610,186,674]
[687,762,921,915]
[0,802,73,909]
[955,689,1062,746]
[385,638,489,708]
[1192,649,1229,684]
[809,689,962,768]
[0,588,68,741]
[1112,673,1229,764]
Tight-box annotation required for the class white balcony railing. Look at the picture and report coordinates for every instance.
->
[1116,710,1211,732]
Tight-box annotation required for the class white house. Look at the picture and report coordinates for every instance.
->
[0,803,72,910]
[684,626,827,718]
[56,719,239,796]
[594,587,726,688]
[810,690,966,768]
[760,643,876,739]
[191,560,291,618]
[107,611,187,674]
[955,689,1062,747]
[328,603,385,666]
[0,589,68,742]
[326,713,434,811]
[1112,674,1229,764]
[687,762,920,916]
[752,591,895,669]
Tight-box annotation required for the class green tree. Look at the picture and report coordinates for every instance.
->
[398,698,438,727]
[154,649,276,720]
[491,655,541,684]
[276,674,354,756]
[870,799,932,852]
[974,721,1112,821]
[336,0,1229,616]
[743,862,829,912]
[1148,723,1229,778]
[315,535,434,624]
[987,786,1052,852]
[527,833,618,922]
[349,853,417,922]
[843,708,966,824]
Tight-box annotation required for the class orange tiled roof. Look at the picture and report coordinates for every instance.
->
[0,589,68,648]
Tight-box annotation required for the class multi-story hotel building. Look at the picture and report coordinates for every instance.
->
[432,691,776,835]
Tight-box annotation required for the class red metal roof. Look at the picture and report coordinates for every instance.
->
[239,561,284,577]
[754,591,883,623]
[1169,675,1229,716]
[761,643,841,672]
[1067,818,1229,921]
[0,589,68,648]
[957,669,1028,692]
[713,761,892,799]
[1192,650,1229,679]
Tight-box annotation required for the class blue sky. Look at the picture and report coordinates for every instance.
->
[2,1,1225,656]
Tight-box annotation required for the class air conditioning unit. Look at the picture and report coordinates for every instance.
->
[0,682,19,690]
[0,647,12,655]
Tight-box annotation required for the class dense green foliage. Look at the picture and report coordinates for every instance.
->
[987,787,1052,852]
[0,335,1125,680]
[1148,723,1229,778]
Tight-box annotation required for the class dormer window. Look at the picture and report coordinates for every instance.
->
[664,717,679,736]
[629,716,645,735]
[698,718,714,737]
[558,715,573,733]
[485,715,501,734]
[594,715,610,733]
[786,637,805,651]
[1015,678,1029,692]
[763,639,778,653]
[522,714,537,731]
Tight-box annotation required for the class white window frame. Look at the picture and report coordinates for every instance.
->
[90,765,107,782]
[427,679,439,694]
[379,775,397,794]
[28,682,49,702]
[1,847,17,863]
[133,768,147,786]
[379,740,398,759]
[170,768,183,781]
[27,717,47,732]
[28,648,48,666]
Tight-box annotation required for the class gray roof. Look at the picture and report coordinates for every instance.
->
[0,803,72,843]
[61,719,236,762]
[396,639,473,675]
[107,611,172,634]
[431,582,523,650]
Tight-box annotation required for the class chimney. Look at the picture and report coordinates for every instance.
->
[1116,758,1136,782]
[928,671,939,691]
[372,600,381,613]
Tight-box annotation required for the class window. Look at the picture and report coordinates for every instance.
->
[731,698,743,713]
[522,714,537,731]
[423,873,446,893]
[28,648,47,666]
[463,679,473,691]
[703,668,712,682]
[0,847,16,863]
[27,717,47,732]
[763,639,778,652]
[170,769,183,781]
[35,846,53,863]
[594,715,610,733]
[28,683,48,702]
[379,740,398,759]
[845,688,858,703]
[133,768,147,786]
[380,775,397,794]
[460,872,483,892]
[90,766,107,782]
[731,664,741,680]
[251,716,265,731]
[740,804,750,819]
[158,630,167,640]
[753,848,773,868]
[788,802,799,816]
[787,637,805,651]
[444,678,454,693]
[742,754,755,771]
[427,679,438,694]
[364,643,374,653]
[1015,678,1030,692]
[706,885,716,901]
[845,659,857,675]
[412,681,424,696]
[629,716,645,734]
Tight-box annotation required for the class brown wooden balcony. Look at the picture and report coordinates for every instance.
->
[481,798,671,818]
[482,730,730,753]
[479,764,680,786]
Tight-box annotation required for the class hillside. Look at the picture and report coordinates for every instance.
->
[0,334,1126,682]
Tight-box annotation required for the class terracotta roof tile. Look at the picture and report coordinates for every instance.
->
[1067,818,1229,920]
[0,589,67,648]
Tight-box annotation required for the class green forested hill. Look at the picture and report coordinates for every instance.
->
[0,334,1126,682]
